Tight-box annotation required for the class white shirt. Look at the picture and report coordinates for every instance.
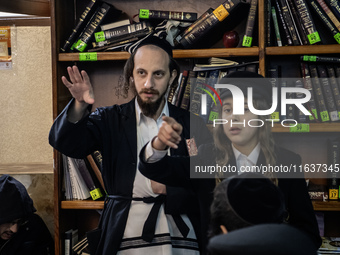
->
[232,143,261,173]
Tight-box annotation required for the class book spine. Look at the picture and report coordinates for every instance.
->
[268,65,281,121]
[308,0,340,44]
[73,2,112,52]
[327,139,339,200]
[203,69,220,123]
[285,82,297,121]
[266,0,272,46]
[309,64,330,121]
[280,80,287,120]
[300,62,319,121]
[293,0,321,44]
[316,0,340,31]
[279,0,301,45]
[295,79,308,122]
[179,0,242,48]
[180,71,197,110]
[61,0,98,52]
[175,70,189,107]
[242,0,258,47]
[139,9,198,22]
[189,71,208,116]
[275,0,294,45]
[287,0,309,44]
[174,8,214,45]
[301,55,340,63]
[96,21,151,42]
[324,0,340,21]
[316,64,339,121]
[271,6,283,46]
[326,65,340,118]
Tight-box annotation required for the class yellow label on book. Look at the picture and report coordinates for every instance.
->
[139,9,150,19]
[320,111,330,122]
[270,112,280,121]
[289,123,309,133]
[79,52,97,61]
[335,33,340,44]
[213,5,229,21]
[90,188,103,200]
[242,35,252,47]
[329,189,339,200]
[307,32,321,45]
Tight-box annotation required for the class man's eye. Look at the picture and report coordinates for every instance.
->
[138,70,145,75]
[154,72,164,78]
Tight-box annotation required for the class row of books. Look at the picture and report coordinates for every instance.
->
[267,0,340,46]
[60,0,252,53]
[62,152,105,201]
[268,56,340,123]
[167,58,259,124]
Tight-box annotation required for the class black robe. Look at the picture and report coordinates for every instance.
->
[49,98,213,255]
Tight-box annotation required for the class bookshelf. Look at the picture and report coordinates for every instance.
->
[51,0,340,254]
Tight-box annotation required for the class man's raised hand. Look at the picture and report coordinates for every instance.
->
[62,65,95,105]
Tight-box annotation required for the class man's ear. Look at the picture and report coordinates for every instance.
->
[220,225,228,234]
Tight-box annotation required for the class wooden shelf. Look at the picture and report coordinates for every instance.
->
[312,200,340,211]
[58,47,259,62]
[61,200,104,210]
[0,162,53,174]
[272,123,340,133]
[266,44,340,55]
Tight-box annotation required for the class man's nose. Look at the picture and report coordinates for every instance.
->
[144,75,154,88]
[9,223,19,233]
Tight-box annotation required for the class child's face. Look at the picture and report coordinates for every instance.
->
[221,97,260,153]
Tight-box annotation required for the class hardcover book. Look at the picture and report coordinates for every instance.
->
[139,9,197,22]
[242,0,258,47]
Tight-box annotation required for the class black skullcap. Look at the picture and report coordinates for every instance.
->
[224,173,285,225]
[219,71,272,104]
[207,224,318,255]
[134,35,173,58]
[0,175,36,225]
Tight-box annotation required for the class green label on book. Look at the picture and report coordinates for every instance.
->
[95,31,105,42]
[334,33,340,44]
[90,188,103,200]
[307,32,321,45]
[338,111,340,119]
[303,55,317,62]
[139,9,150,19]
[242,35,252,47]
[309,109,318,121]
[290,123,310,133]
[73,40,87,52]
[320,111,330,122]
[79,52,98,61]
[209,111,219,122]
[270,112,280,121]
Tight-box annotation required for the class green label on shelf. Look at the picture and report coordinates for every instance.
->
[320,111,330,122]
[270,112,280,121]
[95,31,106,42]
[307,31,321,45]
[309,109,318,121]
[139,9,150,19]
[242,35,252,47]
[90,188,103,200]
[334,33,340,44]
[79,52,98,61]
[73,40,87,52]
[303,55,317,62]
[290,123,310,133]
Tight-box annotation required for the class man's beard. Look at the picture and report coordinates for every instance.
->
[136,88,166,117]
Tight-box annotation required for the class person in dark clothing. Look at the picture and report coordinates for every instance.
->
[49,36,212,255]
[139,71,322,251]
[0,174,54,255]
